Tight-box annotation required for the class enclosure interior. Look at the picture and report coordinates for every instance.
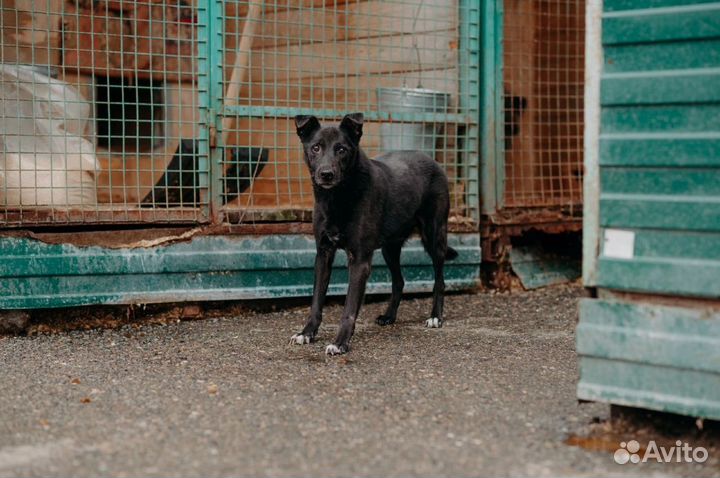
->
[0,0,480,228]
[502,0,584,213]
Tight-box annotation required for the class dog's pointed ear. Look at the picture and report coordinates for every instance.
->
[340,113,364,144]
[294,115,321,142]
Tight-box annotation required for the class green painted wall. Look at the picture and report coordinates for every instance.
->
[0,234,481,309]
[578,298,720,420]
[594,0,720,298]
[579,0,720,420]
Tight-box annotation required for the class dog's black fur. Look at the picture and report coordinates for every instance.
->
[290,113,458,355]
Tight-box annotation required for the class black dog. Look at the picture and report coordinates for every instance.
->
[290,113,458,355]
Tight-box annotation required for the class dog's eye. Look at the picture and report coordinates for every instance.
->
[310,144,321,154]
[336,146,347,156]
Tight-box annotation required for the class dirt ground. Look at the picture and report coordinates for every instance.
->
[0,285,718,477]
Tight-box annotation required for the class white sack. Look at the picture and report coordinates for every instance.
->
[1,64,99,206]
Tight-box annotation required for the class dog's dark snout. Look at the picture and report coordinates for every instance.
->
[319,170,335,182]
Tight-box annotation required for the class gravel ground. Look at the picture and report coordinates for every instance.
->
[0,285,718,477]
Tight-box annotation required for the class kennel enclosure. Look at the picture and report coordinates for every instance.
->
[480,0,585,286]
[578,0,720,419]
[0,0,483,309]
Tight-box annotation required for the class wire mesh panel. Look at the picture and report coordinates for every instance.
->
[0,0,479,228]
[502,0,584,209]
[218,0,480,225]
[0,0,210,226]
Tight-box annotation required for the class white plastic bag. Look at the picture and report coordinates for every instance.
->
[1,64,99,206]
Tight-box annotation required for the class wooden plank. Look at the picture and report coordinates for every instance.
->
[235,68,459,109]
[225,0,356,20]
[241,29,457,83]
[225,0,456,51]
[503,0,538,206]
[0,0,63,66]
[95,147,179,204]
[62,3,196,80]
[223,117,462,210]
[0,207,203,226]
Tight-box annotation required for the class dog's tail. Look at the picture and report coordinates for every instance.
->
[445,246,459,261]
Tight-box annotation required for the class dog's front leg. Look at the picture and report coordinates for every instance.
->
[325,257,372,355]
[290,246,336,345]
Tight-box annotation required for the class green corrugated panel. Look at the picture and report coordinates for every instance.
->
[578,0,720,419]
[595,0,720,298]
[0,234,481,309]
[577,298,720,419]
[603,4,720,45]
[508,245,581,290]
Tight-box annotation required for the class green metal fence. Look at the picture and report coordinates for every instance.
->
[1,0,481,227]
[0,0,483,309]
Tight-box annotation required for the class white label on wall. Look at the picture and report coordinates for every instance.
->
[603,229,635,259]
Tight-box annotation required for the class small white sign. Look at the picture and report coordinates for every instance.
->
[603,229,635,259]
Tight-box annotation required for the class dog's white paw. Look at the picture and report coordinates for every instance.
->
[325,344,347,355]
[425,317,442,328]
[290,333,311,345]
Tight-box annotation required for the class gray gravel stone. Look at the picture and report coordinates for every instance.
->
[0,285,717,477]
[0,310,30,335]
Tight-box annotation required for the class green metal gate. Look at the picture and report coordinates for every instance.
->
[480,1,586,231]
[578,0,720,419]
[0,0,482,309]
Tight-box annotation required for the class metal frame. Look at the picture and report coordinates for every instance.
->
[480,0,504,216]
[582,0,603,286]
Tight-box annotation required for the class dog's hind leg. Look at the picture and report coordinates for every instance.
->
[420,214,448,329]
[291,247,336,345]
[376,242,404,326]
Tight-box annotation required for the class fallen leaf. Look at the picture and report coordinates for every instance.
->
[207,383,218,395]
[80,397,92,404]
[71,378,81,384]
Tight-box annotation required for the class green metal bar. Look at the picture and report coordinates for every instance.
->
[0,234,481,309]
[459,0,482,221]
[208,0,226,221]
[196,0,212,218]
[480,0,504,215]
[583,0,603,286]
[221,106,473,124]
